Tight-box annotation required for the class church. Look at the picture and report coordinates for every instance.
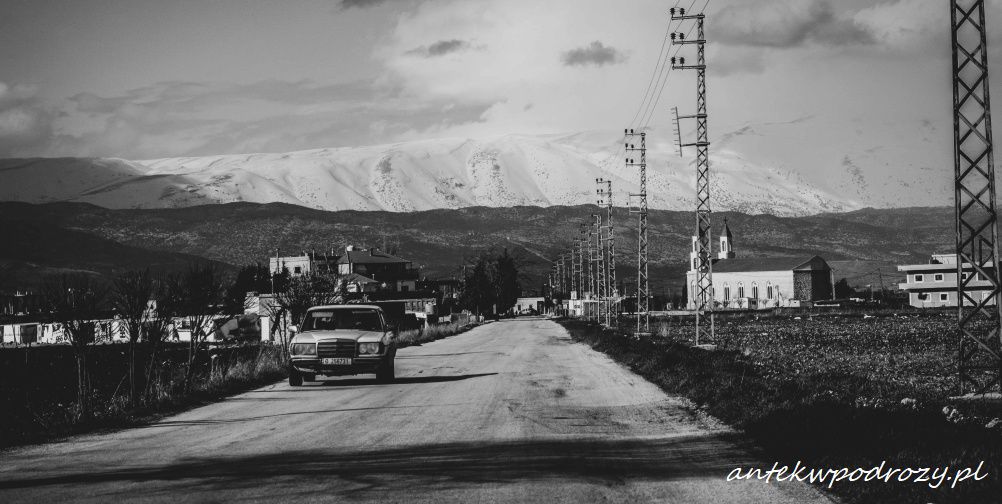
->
[685,220,834,310]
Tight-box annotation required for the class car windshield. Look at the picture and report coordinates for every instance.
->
[302,309,383,332]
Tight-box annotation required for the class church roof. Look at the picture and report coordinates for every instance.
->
[711,255,830,273]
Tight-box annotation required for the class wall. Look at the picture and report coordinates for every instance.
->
[686,270,795,309]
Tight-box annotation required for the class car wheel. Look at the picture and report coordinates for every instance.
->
[376,358,395,383]
[289,368,303,387]
[303,373,316,382]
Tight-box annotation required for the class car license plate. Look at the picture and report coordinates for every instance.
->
[322,358,351,365]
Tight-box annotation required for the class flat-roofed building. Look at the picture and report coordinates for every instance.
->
[897,254,995,308]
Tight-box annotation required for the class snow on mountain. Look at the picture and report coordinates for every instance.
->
[0,125,953,217]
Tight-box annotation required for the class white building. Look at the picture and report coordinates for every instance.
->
[686,221,833,309]
[269,251,339,277]
[897,254,996,308]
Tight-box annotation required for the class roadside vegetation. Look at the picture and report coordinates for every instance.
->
[558,312,1001,504]
[2,261,487,449]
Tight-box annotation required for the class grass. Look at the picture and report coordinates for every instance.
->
[558,316,1002,504]
[396,320,479,348]
[1,344,288,448]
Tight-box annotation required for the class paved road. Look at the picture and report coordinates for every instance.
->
[0,318,833,503]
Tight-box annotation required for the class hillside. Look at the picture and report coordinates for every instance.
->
[0,202,953,294]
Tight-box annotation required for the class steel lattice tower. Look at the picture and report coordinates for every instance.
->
[578,232,587,305]
[952,0,1002,393]
[592,213,605,324]
[626,130,650,333]
[597,178,615,326]
[672,7,714,345]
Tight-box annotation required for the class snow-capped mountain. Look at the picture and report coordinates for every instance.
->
[0,124,954,217]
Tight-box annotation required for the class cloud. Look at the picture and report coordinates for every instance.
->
[716,0,874,48]
[406,39,472,57]
[0,83,53,157]
[340,0,397,9]
[560,41,627,67]
[14,79,496,159]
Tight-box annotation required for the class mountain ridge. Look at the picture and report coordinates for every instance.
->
[0,125,955,217]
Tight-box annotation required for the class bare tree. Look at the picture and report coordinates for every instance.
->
[142,272,182,403]
[41,274,109,420]
[274,272,345,353]
[176,264,225,393]
[111,269,153,407]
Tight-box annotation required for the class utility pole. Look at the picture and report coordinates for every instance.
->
[597,178,615,326]
[579,224,592,320]
[626,130,650,334]
[593,213,605,324]
[952,0,1002,393]
[557,254,565,299]
[672,6,714,345]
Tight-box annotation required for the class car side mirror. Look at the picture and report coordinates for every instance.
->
[289,325,298,335]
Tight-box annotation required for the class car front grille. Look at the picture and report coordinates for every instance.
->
[317,340,356,359]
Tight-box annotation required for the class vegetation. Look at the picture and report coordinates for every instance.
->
[395,319,476,348]
[558,314,1001,504]
[458,248,522,315]
[0,201,955,294]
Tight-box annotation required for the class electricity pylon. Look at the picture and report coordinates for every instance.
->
[626,129,649,334]
[672,6,714,345]
[592,213,605,324]
[952,0,1002,393]
[597,178,616,326]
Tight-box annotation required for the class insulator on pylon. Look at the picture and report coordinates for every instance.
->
[669,7,675,15]
[670,57,676,65]
[680,33,685,40]
[680,57,686,65]
[670,33,676,40]
[680,8,685,15]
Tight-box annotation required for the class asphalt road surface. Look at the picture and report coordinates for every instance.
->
[0,318,834,503]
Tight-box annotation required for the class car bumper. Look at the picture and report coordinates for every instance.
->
[290,356,385,376]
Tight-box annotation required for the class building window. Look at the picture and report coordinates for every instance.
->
[914,274,924,282]
[767,284,773,299]
[293,266,302,274]
[934,274,944,282]
[737,283,745,299]
[940,293,949,301]
[752,284,759,299]
[401,285,410,292]
[723,285,730,300]
[918,293,929,300]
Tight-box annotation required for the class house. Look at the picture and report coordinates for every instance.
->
[686,221,834,309]
[343,272,380,294]
[897,254,996,308]
[514,297,546,314]
[337,246,419,293]
[269,251,339,277]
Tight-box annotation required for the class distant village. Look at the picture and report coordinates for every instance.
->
[0,227,983,346]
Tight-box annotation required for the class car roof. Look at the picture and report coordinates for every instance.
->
[307,305,383,312]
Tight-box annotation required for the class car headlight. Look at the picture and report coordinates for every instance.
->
[290,343,316,356]
[358,342,380,355]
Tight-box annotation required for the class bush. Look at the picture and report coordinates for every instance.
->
[1,342,287,447]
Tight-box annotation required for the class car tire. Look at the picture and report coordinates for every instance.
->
[289,368,303,387]
[376,358,395,383]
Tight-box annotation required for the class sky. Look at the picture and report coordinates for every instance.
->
[0,0,1000,160]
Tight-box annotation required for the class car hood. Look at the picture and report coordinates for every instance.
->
[292,330,385,344]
